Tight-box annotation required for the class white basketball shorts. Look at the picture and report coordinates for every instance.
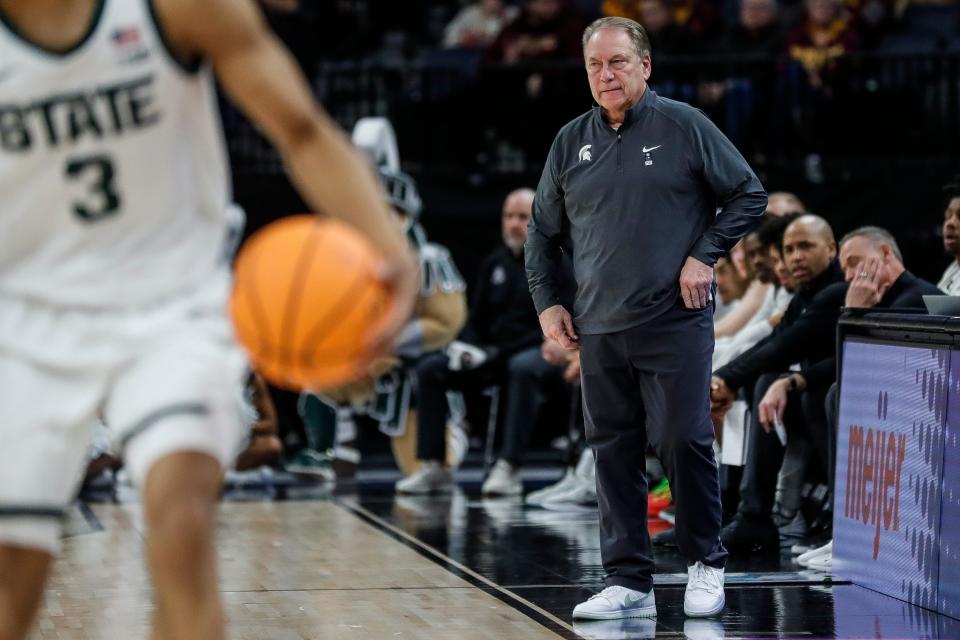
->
[0,276,247,553]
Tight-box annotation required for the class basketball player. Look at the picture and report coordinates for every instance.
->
[0,1,417,639]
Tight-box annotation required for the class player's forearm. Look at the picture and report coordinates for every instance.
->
[284,119,410,262]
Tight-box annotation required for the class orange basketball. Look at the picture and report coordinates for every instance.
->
[230,215,390,392]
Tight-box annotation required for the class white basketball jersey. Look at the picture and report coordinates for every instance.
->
[0,0,233,308]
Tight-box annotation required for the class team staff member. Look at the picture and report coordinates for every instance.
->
[526,16,767,620]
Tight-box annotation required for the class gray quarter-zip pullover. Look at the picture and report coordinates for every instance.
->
[526,89,767,335]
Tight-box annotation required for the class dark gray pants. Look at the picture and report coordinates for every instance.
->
[580,306,727,593]
[737,374,830,518]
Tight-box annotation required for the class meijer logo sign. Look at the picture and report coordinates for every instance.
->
[843,424,906,561]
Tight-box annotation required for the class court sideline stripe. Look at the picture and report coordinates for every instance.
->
[335,499,578,638]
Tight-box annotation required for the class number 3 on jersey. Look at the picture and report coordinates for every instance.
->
[65,155,121,222]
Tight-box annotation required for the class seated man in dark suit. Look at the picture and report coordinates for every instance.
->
[710,215,848,552]
[790,225,942,571]
[396,188,571,496]
[835,225,942,310]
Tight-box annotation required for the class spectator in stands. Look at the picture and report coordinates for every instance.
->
[716,256,752,319]
[787,0,859,88]
[396,189,568,496]
[838,226,942,309]
[444,0,520,49]
[486,0,586,62]
[937,174,960,294]
[726,0,785,55]
[711,214,847,553]
[791,225,942,571]
[770,232,799,294]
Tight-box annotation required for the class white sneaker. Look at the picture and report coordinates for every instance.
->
[542,476,598,510]
[572,585,656,620]
[796,540,832,567]
[806,552,832,573]
[395,461,452,495]
[526,468,578,505]
[684,562,725,617]
[482,459,523,496]
[790,542,813,555]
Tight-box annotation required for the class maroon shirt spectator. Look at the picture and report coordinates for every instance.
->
[486,0,586,63]
[787,0,859,87]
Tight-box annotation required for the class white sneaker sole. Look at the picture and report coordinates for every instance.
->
[572,605,657,620]
[684,593,725,618]
[526,487,575,504]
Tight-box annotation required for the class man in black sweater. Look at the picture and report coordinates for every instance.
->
[527,17,767,620]
[396,188,565,495]
[711,215,847,552]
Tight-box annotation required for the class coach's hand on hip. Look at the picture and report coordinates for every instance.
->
[679,256,714,309]
[539,305,579,350]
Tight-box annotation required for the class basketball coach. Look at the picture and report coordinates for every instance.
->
[525,16,767,620]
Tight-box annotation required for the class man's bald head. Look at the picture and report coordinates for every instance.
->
[504,188,535,213]
[766,191,806,217]
[782,214,837,286]
[503,188,535,254]
[787,214,835,243]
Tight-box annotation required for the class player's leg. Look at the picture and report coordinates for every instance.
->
[0,547,53,640]
[141,451,225,640]
[105,318,246,640]
[0,355,101,639]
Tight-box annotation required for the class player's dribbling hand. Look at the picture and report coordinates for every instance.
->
[539,304,579,351]
[363,248,419,364]
[679,256,714,309]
